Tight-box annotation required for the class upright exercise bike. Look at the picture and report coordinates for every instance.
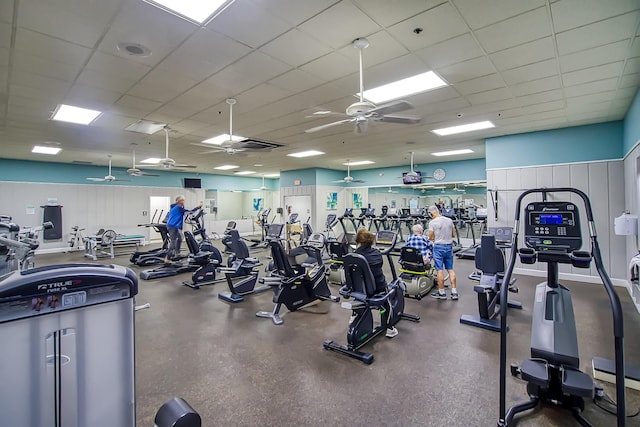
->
[497,188,626,427]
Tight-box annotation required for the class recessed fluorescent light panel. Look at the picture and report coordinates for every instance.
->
[313,111,332,115]
[287,150,325,158]
[50,104,102,125]
[432,121,495,136]
[343,160,374,166]
[32,146,62,155]
[234,171,256,175]
[140,158,161,164]
[264,173,280,178]
[431,149,474,157]
[202,134,246,145]
[362,71,447,104]
[214,165,239,170]
[143,0,232,24]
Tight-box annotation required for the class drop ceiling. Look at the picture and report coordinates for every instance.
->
[0,0,638,175]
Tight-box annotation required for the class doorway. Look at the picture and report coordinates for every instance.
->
[283,195,312,223]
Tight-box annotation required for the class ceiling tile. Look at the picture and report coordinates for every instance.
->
[620,73,640,88]
[0,0,13,24]
[208,0,289,48]
[556,12,639,55]
[300,51,358,81]
[353,0,446,27]
[0,21,10,49]
[551,0,640,33]
[559,39,631,73]
[467,87,513,105]
[269,69,325,93]
[128,68,199,103]
[386,3,468,51]
[437,56,497,84]
[12,51,82,83]
[502,59,558,85]
[414,33,483,69]
[260,29,333,67]
[76,69,135,93]
[113,95,163,118]
[11,71,72,98]
[562,61,624,86]
[453,0,545,30]
[250,0,338,26]
[236,83,295,111]
[564,77,619,98]
[624,57,640,75]
[298,1,380,49]
[65,84,122,109]
[490,37,555,70]
[512,76,562,96]
[209,51,291,95]
[455,73,506,95]
[566,91,616,108]
[521,99,565,114]
[475,7,551,53]
[518,89,564,106]
[365,54,432,88]
[15,28,92,66]
[86,51,151,82]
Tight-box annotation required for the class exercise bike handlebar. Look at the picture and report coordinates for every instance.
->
[497,187,626,426]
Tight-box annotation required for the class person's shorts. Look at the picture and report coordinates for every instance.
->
[433,244,453,271]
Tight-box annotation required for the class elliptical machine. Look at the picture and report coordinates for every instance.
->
[497,188,626,427]
[323,230,420,364]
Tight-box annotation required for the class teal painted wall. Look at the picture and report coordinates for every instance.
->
[349,158,486,186]
[485,121,623,169]
[624,88,640,156]
[279,168,317,187]
[316,168,348,186]
[0,159,278,191]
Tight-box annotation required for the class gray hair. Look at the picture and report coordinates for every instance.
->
[175,195,185,203]
[428,205,439,215]
[412,224,423,234]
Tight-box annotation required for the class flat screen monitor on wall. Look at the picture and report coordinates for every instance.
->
[402,172,422,184]
[184,178,202,188]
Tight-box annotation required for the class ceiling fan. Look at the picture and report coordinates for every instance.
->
[145,126,197,169]
[305,37,421,134]
[86,155,129,182]
[333,160,364,183]
[127,145,159,177]
[396,151,427,179]
[387,186,399,193]
[260,176,268,190]
[199,98,264,156]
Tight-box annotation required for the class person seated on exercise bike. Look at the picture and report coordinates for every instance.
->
[405,224,433,265]
[165,196,203,264]
[353,229,398,338]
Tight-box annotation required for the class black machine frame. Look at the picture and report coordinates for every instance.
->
[497,188,626,427]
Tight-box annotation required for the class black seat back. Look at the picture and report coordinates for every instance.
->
[269,240,296,277]
[400,246,427,271]
[227,229,250,259]
[328,241,348,258]
[343,253,377,297]
[184,231,201,255]
[475,235,504,274]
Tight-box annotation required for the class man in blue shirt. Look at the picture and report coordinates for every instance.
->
[165,195,202,263]
[405,224,433,264]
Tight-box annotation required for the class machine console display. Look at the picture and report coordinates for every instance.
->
[365,208,376,217]
[374,230,397,253]
[524,202,582,251]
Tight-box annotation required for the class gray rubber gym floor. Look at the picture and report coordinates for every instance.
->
[37,242,640,427]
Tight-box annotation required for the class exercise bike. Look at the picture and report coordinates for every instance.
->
[256,238,339,325]
[216,229,266,302]
[323,230,420,364]
[497,188,627,427]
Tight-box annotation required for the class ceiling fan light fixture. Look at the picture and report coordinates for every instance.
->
[361,71,447,104]
[432,121,495,136]
[432,149,474,156]
[143,0,233,24]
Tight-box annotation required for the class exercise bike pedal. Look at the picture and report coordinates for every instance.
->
[510,363,521,378]
[520,359,549,388]
[508,285,519,293]
[561,367,594,398]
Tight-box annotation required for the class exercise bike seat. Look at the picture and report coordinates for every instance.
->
[184,232,213,265]
[341,253,394,307]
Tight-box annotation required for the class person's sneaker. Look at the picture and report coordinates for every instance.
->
[451,292,459,301]
[385,327,399,338]
[431,291,447,300]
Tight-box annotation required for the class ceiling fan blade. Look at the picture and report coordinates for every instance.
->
[304,111,348,118]
[352,179,365,183]
[86,178,105,182]
[136,164,162,168]
[332,179,346,183]
[139,172,160,177]
[172,164,197,168]
[305,118,355,133]
[378,115,422,124]
[112,178,131,182]
[369,100,413,116]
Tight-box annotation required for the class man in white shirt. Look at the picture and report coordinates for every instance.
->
[427,205,458,300]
